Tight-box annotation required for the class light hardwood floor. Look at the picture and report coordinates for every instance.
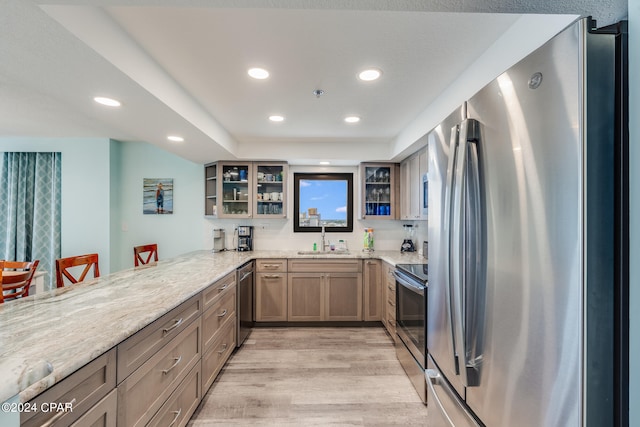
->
[189,326,428,426]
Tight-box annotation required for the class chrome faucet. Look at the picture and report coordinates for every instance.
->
[321,225,327,251]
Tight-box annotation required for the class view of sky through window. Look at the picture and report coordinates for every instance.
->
[299,179,347,225]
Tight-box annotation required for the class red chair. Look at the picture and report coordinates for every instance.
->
[1,260,40,303]
[134,244,158,267]
[55,254,100,287]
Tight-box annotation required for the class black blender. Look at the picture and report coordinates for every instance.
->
[401,224,416,252]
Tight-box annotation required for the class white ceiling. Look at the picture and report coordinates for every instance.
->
[0,0,628,165]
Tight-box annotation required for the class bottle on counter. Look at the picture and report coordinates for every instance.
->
[363,228,374,252]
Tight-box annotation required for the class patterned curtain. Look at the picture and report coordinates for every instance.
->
[0,152,62,290]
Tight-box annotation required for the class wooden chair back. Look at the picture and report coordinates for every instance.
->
[134,244,158,267]
[1,260,40,303]
[55,254,100,288]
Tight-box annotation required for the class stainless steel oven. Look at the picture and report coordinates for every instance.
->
[394,263,428,403]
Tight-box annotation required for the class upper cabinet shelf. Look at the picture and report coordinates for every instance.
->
[204,161,288,219]
[359,163,399,220]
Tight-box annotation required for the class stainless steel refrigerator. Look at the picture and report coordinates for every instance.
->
[426,18,627,427]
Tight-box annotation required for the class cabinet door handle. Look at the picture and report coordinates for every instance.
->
[162,318,184,335]
[218,343,228,355]
[162,356,183,375]
[40,398,77,427]
[168,408,182,427]
[218,309,228,318]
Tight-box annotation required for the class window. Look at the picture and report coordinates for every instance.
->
[293,172,353,232]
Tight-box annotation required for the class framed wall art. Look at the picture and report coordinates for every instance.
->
[143,178,173,214]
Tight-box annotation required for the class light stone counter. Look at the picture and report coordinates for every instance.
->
[0,249,426,404]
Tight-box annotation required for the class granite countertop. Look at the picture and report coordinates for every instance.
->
[0,249,426,403]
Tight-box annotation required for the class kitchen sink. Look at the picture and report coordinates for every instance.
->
[297,250,351,255]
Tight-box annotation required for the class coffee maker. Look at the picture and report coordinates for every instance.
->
[401,224,416,252]
[237,226,253,251]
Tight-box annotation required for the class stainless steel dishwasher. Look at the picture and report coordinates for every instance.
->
[236,260,254,346]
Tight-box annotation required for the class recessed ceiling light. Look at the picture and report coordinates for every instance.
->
[94,96,121,107]
[269,115,284,122]
[344,116,360,123]
[319,161,331,165]
[248,68,270,79]
[167,135,184,142]
[358,68,382,81]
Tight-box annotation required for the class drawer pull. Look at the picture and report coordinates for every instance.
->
[40,398,76,427]
[264,274,281,279]
[168,408,182,427]
[162,318,184,335]
[263,264,279,269]
[162,356,183,375]
[218,309,228,318]
[218,343,228,355]
[218,284,229,292]
[388,285,394,290]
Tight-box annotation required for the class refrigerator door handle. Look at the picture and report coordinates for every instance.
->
[465,120,483,386]
[444,123,460,375]
[451,118,482,388]
[451,120,468,385]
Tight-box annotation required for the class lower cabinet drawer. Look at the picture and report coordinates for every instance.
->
[202,287,236,351]
[202,319,236,394]
[70,388,117,427]
[117,295,202,383]
[117,318,201,427]
[22,348,116,427]
[147,364,202,427]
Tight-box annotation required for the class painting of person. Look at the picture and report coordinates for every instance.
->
[143,178,173,214]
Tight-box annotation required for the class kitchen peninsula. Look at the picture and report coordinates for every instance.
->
[0,249,424,426]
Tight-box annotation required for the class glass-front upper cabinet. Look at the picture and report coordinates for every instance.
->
[254,162,288,218]
[359,163,399,220]
[205,162,218,217]
[219,162,252,218]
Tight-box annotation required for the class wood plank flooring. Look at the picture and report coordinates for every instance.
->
[189,326,428,426]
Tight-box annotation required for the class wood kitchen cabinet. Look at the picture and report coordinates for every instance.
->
[204,162,218,216]
[325,272,362,321]
[254,162,288,218]
[359,163,399,219]
[400,147,428,220]
[382,261,397,342]
[22,348,116,427]
[219,161,253,218]
[204,161,288,219]
[201,272,237,393]
[256,259,288,322]
[287,259,362,321]
[363,259,383,321]
[288,273,324,321]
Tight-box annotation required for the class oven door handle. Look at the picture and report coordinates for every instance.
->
[393,271,425,296]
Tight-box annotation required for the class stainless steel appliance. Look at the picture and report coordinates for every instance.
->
[394,263,428,403]
[212,228,225,252]
[237,225,253,251]
[236,260,254,346]
[427,18,627,427]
